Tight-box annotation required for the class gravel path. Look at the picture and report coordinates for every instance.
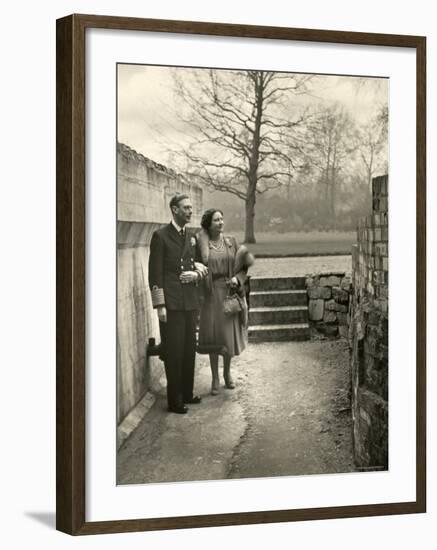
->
[117,339,355,484]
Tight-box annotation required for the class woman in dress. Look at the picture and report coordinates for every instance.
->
[197,208,254,395]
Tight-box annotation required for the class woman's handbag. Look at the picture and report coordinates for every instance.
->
[223,292,243,316]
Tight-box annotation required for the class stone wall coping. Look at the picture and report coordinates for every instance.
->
[306,271,350,278]
[118,142,202,191]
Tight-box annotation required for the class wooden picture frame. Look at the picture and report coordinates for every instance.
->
[56,13,426,535]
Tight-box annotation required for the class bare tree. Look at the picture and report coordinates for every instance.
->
[302,104,358,220]
[172,69,312,243]
[357,108,388,187]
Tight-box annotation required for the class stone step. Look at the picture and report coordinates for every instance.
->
[250,289,308,308]
[249,305,309,325]
[250,276,307,291]
[248,323,310,342]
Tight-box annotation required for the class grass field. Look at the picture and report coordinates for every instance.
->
[233,231,356,257]
[251,256,352,277]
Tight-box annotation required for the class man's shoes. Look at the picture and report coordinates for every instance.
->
[184,395,202,404]
[168,405,189,414]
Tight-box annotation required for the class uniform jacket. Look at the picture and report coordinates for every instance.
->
[149,223,202,311]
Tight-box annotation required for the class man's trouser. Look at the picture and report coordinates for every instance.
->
[159,309,197,409]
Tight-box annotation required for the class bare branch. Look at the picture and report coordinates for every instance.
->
[171,68,316,240]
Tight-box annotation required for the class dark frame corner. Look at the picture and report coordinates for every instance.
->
[56,13,426,536]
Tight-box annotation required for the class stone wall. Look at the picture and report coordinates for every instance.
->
[350,175,388,469]
[118,143,203,224]
[306,272,352,338]
[117,143,202,425]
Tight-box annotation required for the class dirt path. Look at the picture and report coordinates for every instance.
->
[228,340,355,479]
[117,339,355,485]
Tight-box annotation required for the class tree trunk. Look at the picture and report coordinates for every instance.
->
[324,136,332,222]
[330,180,336,220]
[367,149,374,188]
[330,163,336,221]
[324,180,330,204]
[244,177,257,243]
[243,72,264,244]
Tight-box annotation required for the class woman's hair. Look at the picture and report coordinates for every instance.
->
[201,208,224,231]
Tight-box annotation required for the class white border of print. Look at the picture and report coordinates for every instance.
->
[86,28,416,522]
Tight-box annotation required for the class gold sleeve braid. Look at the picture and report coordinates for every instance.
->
[151,286,165,308]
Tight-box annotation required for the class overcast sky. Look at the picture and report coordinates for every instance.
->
[117,64,388,167]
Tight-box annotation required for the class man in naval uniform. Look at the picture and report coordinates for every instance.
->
[148,194,208,414]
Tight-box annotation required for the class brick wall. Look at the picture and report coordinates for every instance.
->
[350,175,388,469]
[117,143,202,424]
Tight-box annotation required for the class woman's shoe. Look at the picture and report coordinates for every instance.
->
[211,379,220,395]
[224,375,235,390]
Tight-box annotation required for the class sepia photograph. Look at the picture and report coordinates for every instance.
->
[115,63,389,485]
